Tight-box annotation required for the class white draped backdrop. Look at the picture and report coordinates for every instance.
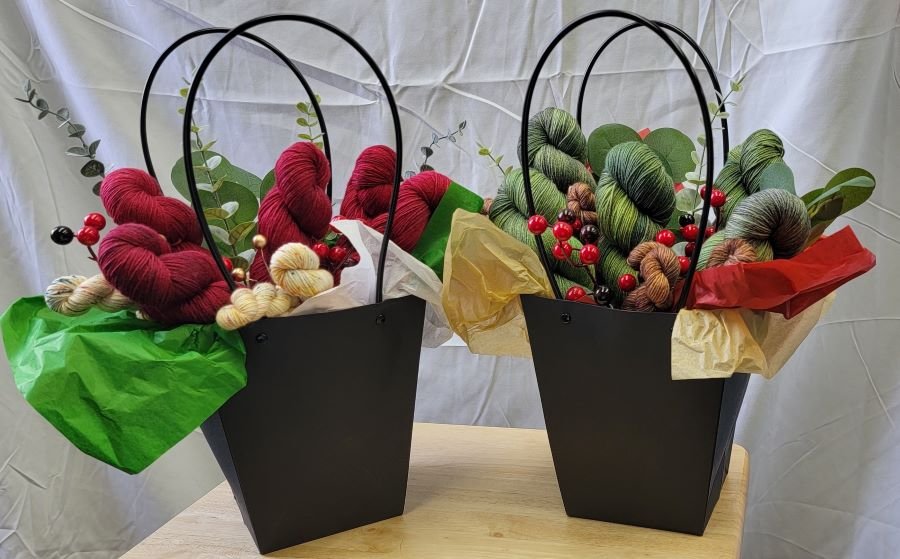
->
[0,1,897,557]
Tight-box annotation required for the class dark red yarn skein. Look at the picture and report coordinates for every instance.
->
[100,168,203,251]
[250,142,333,282]
[369,171,451,251]
[339,145,397,222]
[98,223,231,324]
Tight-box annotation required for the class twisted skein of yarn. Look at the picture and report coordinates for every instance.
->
[489,169,593,291]
[44,274,133,315]
[595,141,676,302]
[714,129,788,226]
[339,145,396,222]
[367,170,451,252]
[269,242,334,299]
[215,282,299,331]
[706,238,757,268]
[724,189,811,261]
[251,142,333,282]
[525,107,597,191]
[621,241,681,312]
[98,223,231,324]
[100,168,202,250]
[566,182,597,225]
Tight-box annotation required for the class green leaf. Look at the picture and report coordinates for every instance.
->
[478,147,490,156]
[643,128,696,182]
[35,98,48,111]
[504,165,513,175]
[730,80,742,92]
[22,79,32,95]
[675,187,701,213]
[298,133,313,140]
[314,141,324,150]
[68,123,86,138]
[171,151,262,200]
[296,117,310,127]
[315,94,321,103]
[179,87,189,98]
[221,201,239,218]
[198,181,259,227]
[88,139,100,157]
[231,256,250,271]
[190,124,200,133]
[459,121,467,129]
[92,181,102,196]
[204,207,230,220]
[177,107,185,115]
[206,155,223,170]
[212,177,225,193]
[196,183,213,192]
[228,221,256,245]
[587,123,641,175]
[208,225,231,246]
[66,146,88,156]
[421,146,433,157]
[38,110,49,120]
[296,101,309,114]
[259,169,275,200]
[448,134,457,143]
[801,168,876,240]
[80,159,104,177]
[697,134,706,146]
[757,161,795,194]
[690,151,700,165]
[707,101,719,114]
[56,108,70,122]
[200,140,217,152]
[27,89,35,102]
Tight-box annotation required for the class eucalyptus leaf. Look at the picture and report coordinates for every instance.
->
[237,249,256,263]
[38,111,49,120]
[314,141,324,150]
[801,167,876,240]
[56,108,70,122]
[22,80,32,95]
[757,161,795,194]
[672,241,687,256]
[204,208,230,220]
[297,117,310,127]
[200,141,217,152]
[27,90,35,102]
[298,133,313,140]
[92,181,102,196]
[35,98,48,111]
[297,101,309,114]
[459,121,467,129]
[66,146,88,157]
[643,128,696,183]
[421,146,433,157]
[206,155,222,170]
[228,221,256,245]
[259,169,275,200]
[675,187,701,213]
[80,160,104,178]
[208,225,231,246]
[478,147,489,156]
[230,256,250,271]
[449,135,457,143]
[68,123,86,138]
[196,183,214,192]
[198,181,259,227]
[221,201,239,218]
[171,151,261,199]
[89,139,100,157]
[587,123,640,175]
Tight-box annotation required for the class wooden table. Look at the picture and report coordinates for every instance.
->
[124,423,749,558]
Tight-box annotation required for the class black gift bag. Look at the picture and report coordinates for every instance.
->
[519,11,749,536]
[141,17,426,553]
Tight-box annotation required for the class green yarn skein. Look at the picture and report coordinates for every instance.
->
[715,129,787,225]
[595,141,676,302]
[489,168,593,291]
[524,107,597,192]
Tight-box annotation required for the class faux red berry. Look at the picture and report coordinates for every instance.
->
[655,229,676,247]
[552,241,572,260]
[76,226,99,246]
[565,286,586,301]
[618,273,637,292]
[685,241,696,256]
[705,226,716,238]
[328,246,349,263]
[678,255,691,275]
[552,221,573,241]
[312,242,329,260]
[83,212,107,230]
[681,223,699,242]
[572,218,583,232]
[579,244,600,265]
[222,257,233,272]
[710,189,726,208]
[673,182,684,193]
[699,185,708,198]
[527,214,549,235]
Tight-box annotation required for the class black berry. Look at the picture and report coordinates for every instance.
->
[51,225,74,245]
[678,213,695,227]
[593,284,612,305]
[557,209,576,224]
[579,224,600,244]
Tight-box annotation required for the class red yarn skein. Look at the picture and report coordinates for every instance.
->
[98,223,231,324]
[339,145,397,222]
[369,171,451,251]
[250,142,333,282]
[100,168,203,251]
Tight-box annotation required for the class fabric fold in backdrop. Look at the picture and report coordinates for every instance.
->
[0,297,247,474]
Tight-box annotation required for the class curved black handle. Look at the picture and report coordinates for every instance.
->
[520,10,715,311]
[181,14,403,303]
[140,27,333,197]
[575,20,729,158]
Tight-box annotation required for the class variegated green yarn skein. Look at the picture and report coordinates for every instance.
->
[524,107,597,192]
[595,141,676,302]
[715,129,787,226]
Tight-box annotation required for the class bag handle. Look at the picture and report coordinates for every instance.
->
[520,10,715,311]
[140,27,332,196]
[181,15,403,303]
[575,19,730,158]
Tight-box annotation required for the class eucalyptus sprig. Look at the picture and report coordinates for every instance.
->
[296,96,324,149]
[15,80,107,195]
[405,121,467,178]
[685,74,746,187]
[476,141,513,178]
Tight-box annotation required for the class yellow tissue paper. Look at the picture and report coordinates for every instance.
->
[441,210,552,358]
[671,293,834,380]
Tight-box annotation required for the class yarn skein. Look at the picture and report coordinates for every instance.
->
[724,188,811,260]
[368,171,451,252]
[216,282,299,331]
[525,107,597,191]
[269,242,334,299]
[100,168,203,250]
[97,223,231,324]
[595,141,676,302]
[44,274,133,315]
[714,129,788,226]
[251,142,333,283]
[706,238,757,268]
[566,182,597,225]
[339,145,396,222]
[621,241,680,312]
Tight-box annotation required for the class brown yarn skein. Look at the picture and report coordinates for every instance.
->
[566,182,597,225]
[621,241,681,312]
[706,238,757,268]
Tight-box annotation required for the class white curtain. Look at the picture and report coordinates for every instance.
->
[0,1,897,557]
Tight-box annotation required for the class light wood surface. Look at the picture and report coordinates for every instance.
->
[124,423,748,558]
